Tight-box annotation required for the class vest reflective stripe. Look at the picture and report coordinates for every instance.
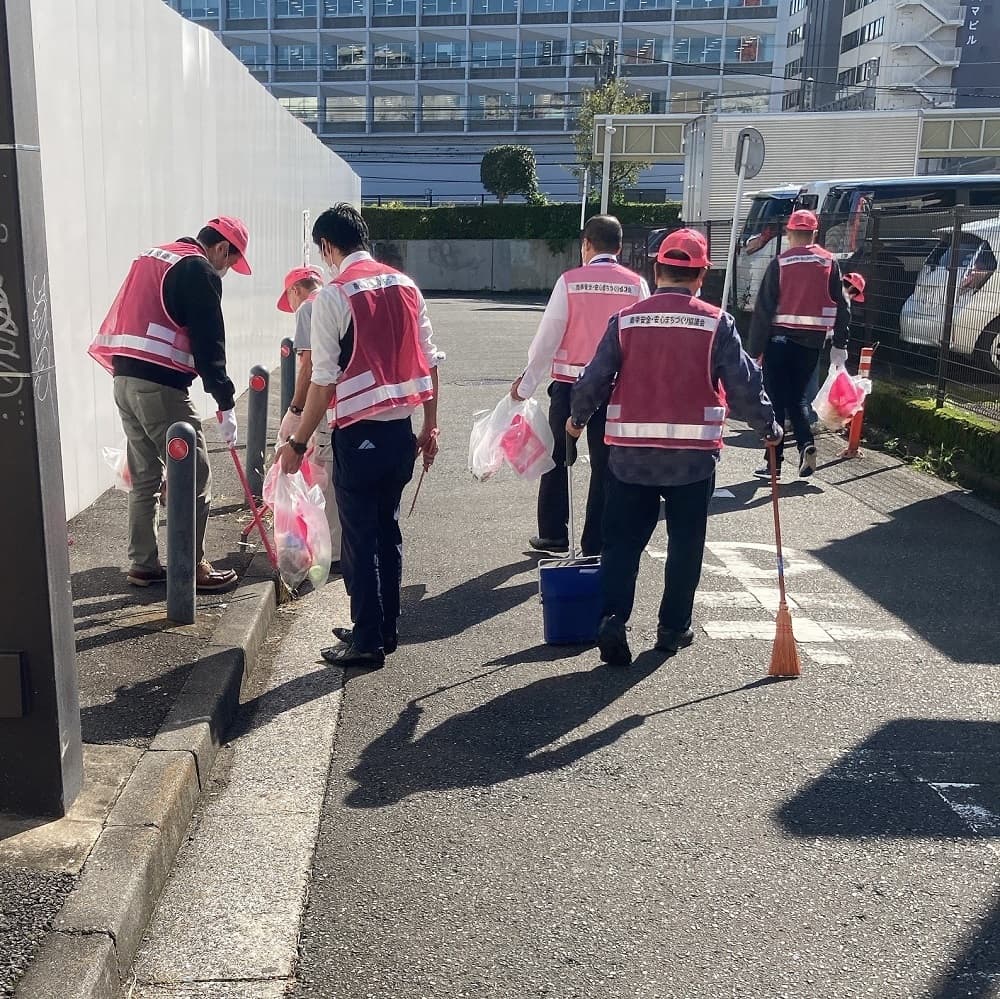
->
[606,421,724,442]
[89,331,195,369]
[336,368,377,399]
[336,374,434,422]
[774,314,835,329]
[552,361,584,379]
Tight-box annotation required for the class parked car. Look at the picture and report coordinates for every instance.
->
[899,218,1000,375]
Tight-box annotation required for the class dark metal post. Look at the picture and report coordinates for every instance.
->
[936,207,963,410]
[246,365,269,500]
[0,0,83,816]
[279,338,294,417]
[165,422,196,625]
[866,212,879,348]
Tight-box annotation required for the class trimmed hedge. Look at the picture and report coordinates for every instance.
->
[364,201,680,242]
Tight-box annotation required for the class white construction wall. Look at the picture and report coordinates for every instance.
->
[30,0,359,518]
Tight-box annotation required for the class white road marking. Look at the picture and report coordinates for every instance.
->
[800,645,854,666]
[702,618,835,643]
[704,542,822,580]
[815,623,912,642]
[926,782,1000,835]
[695,592,760,608]
[712,488,736,499]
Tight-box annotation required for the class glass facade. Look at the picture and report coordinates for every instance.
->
[276,44,318,67]
[226,0,266,16]
[181,0,219,15]
[275,0,318,14]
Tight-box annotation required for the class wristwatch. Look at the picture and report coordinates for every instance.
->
[289,404,304,416]
[286,436,308,455]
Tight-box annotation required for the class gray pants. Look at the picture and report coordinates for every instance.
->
[313,426,342,562]
[113,376,211,570]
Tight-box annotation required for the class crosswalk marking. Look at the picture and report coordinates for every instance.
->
[801,645,854,666]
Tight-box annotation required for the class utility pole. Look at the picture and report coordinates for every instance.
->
[0,0,82,817]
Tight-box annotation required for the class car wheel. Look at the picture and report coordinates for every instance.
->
[974,323,1000,377]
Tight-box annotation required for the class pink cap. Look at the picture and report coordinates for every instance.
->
[276,265,324,312]
[787,209,819,232]
[843,271,866,303]
[657,228,711,269]
[205,216,251,275]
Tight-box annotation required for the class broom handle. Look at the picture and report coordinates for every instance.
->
[767,442,787,605]
[229,445,280,573]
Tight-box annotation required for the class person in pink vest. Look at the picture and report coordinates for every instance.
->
[275,265,342,573]
[277,204,442,669]
[510,214,648,557]
[568,230,781,667]
[88,217,251,592]
[748,209,851,479]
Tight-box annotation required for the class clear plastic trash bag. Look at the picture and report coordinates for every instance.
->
[469,395,555,482]
[263,462,332,590]
[813,365,872,430]
[102,441,132,492]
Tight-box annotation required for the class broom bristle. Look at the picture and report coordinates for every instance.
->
[768,601,801,678]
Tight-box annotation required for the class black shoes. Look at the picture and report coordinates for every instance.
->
[529,536,569,554]
[332,626,397,656]
[655,626,695,653]
[597,614,632,667]
[320,642,385,669]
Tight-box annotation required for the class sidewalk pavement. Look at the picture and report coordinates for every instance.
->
[0,376,284,998]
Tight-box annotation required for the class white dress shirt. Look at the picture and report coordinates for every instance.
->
[310,251,442,422]
[517,254,649,399]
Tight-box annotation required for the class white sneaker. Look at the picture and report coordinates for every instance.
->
[798,445,818,478]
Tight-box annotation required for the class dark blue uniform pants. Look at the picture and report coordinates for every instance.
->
[762,337,821,464]
[537,380,609,554]
[601,471,716,633]
[334,418,416,653]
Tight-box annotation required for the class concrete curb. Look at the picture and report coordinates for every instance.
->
[13,561,278,999]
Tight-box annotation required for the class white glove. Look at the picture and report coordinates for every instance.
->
[830,347,848,369]
[217,409,238,447]
[278,409,302,443]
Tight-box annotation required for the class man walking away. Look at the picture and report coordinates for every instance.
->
[569,229,780,667]
[275,265,342,572]
[748,209,850,479]
[89,217,251,592]
[277,204,442,669]
[511,214,648,557]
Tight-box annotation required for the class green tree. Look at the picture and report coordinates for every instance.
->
[480,145,547,205]
[574,80,651,205]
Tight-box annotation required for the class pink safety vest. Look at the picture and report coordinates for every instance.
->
[775,244,838,334]
[605,294,727,452]
[552,260,645,383]
[88,242,205,375]
[331,258,434,428]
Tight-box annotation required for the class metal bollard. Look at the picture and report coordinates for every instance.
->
[246,365,269,500]
[166,422,197,624]
[280,338,295,417]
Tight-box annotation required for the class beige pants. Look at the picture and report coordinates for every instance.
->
[113,376,212,569]
[313,426,342,561]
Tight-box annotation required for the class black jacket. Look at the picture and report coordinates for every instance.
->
[747,252,851,358]
[112,237,236,411]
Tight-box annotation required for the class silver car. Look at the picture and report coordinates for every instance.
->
[899,218,1000,375]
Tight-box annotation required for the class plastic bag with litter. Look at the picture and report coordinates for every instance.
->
[469,395,555,482]
[262,463,332,590]
[102,441,132,492]
[813,364,871,430]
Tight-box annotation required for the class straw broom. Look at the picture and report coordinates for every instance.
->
[766,443,801,678]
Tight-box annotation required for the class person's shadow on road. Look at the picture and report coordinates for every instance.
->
[344,649,670,808]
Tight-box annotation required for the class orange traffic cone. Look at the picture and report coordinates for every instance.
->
[766,443,801,678]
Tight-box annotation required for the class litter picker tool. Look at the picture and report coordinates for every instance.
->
[226,439,280,576]
[766,442,801,678]
[408,428,438,517]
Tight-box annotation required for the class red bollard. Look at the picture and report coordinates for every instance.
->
[839,346,875,458]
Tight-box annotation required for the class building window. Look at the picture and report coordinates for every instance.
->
[782,88,801,109]
[789,0,805,12]
[421,40,466,65]
[275,0,318,14]
[421,92,463,121]
[725,34,769,61]
[227,0,265,15]
[472,91,515,119]
[230,42,269,68]
[275,44,318,67]
[624,0,671,7]
[471,39,516,67]
[520,91,568,118]
[573,38,611,65]
[841,16,884,51]
[323,42,366,67]
[522,0,570,11]
[523,38,568,66]
[844,0,876,14]
[573,0,621,11]
[325,94,366,122]
[324,0,365,13]
[373,40,417,66]
[838,56,880,87]
[673,35,723,64]
[786,24,803,45]
[374,94,416,121]
[422,0,467,12]
[279,96,319,122]
[785,56,802,77]
[373,0,418,13]
[622,38,664,65]
[181,0,219,16]
[473,0,518,10]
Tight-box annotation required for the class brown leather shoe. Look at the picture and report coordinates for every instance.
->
[127,564,167,587]
[195,561,237,593]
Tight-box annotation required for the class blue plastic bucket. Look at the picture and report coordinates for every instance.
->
[538,556,603,645]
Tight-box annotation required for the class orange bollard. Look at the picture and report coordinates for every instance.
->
[839,346,875,458]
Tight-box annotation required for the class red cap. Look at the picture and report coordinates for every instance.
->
[787,209,819,232]
[843,271,866,303]
[656,228,711,268]
[276,265,324,312]
[205,216,251,275]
